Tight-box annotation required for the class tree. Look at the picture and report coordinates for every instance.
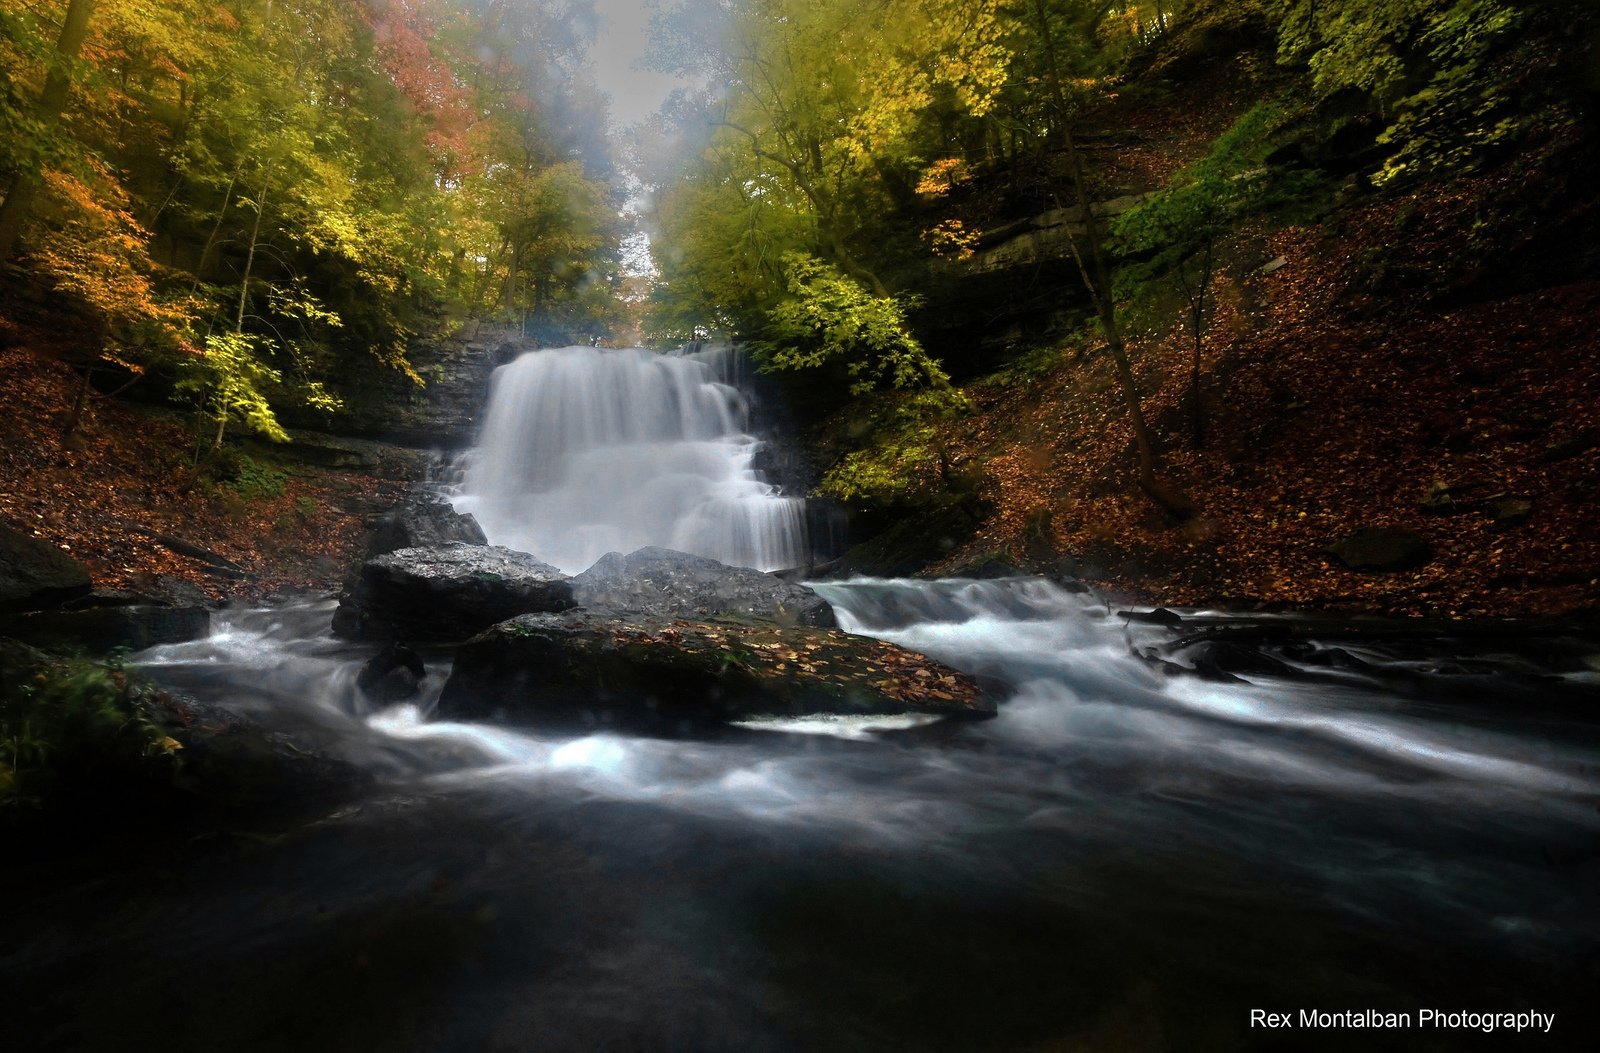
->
[755,252,951,396]
[1114,103,1308,448]
[1023,0,1195,517]
[0,0,97,262]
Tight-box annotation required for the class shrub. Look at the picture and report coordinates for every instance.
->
[0,652,180,817]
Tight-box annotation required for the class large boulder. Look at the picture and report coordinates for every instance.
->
[2,595,209,652]
[1323,527,1433,572]
[0,522,92,610]
[332,544,575,642]
[362,498,487,560]
[570,546,836,628]
[438,610,991,734]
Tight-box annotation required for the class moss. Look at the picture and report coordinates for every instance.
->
[0,648,181,819]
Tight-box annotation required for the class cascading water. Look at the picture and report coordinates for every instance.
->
[14,350,1600,1050]
[452,345,807,574]
[15,574,1599,1049]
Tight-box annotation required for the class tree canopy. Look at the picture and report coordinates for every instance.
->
[0,0,627,441]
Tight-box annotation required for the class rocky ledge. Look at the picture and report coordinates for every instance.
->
[438,610,990,734]
[333,540,989,733]
[569,546,836,628]
[332,544,575,642]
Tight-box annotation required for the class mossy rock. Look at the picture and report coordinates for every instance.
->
[438,611,992,735]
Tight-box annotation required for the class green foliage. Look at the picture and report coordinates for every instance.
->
[177,331,290,445]
[754,254,952,396]
[1268,0,1572,185]
[815,390,968,503]
[1114,102,1314,262]
[229,456,289,502]
[989,344,1066,388]
[4,0,629,443]
[1,652,180,817]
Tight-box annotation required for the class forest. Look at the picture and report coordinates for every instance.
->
[3,0,1598,617]
[2,3,1600,1047]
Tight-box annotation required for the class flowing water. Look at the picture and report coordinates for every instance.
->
[5,345,1597,1050]
[453,345,807,574]
[4,580,1597,1052]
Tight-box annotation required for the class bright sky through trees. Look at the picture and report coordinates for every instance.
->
[588,0,696,127]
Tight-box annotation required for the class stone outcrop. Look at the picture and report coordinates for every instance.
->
[3,595,209,652]
[331,544,575,642]
[569,546,836,628]
[0,521,92,610]
[1324,527,1434,573]
[438,610,991,734]
[361,498,487,561]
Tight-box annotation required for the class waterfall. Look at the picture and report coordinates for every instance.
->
[453,345,807,574]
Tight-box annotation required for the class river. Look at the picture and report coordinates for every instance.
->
[3,576,1596,1052]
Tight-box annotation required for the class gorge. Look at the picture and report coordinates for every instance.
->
[4,343,1598,1051]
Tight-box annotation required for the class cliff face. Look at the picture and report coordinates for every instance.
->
[273,322,529,452]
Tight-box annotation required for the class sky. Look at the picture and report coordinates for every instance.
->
[587,0,693,128]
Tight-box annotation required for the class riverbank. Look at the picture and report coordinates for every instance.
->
[807,25,1600,621]
[0,339,415,604]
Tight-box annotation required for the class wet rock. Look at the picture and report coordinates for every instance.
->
[153,691,373,810]
[1119,607,1184,627]
[1170,638,1297,678]
[438,610,992,734]
[0,521,92,610]
[570,547,836,628]
[2,602,209,652]
[1488,496,1532,531]
[362,498,487,560]
[357,642,428,703]
[1323,527,1433,572]
[332,544,576,643]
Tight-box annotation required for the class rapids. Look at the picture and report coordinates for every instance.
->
[5,578,1596,1051]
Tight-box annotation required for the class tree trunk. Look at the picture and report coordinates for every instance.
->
[215,180,268,451]
[234,182,267,334]
[1031,0,1195,519]
[0,0,99,262]
[191,172,238,288]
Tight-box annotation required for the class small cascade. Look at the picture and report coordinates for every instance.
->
[453,345,807,574]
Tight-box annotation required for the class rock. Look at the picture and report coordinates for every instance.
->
[1418,479,1461,515]
[570,547,836,628]
[438,610,992,734]
[0,521,92,610]
[1169,638,1296,679]
[152,691,373,810]
[362,498,487,560]
[1119,607,1184,627]
[332,544,575,642]
[1488,496,1532,531]
[1323,527,1433,572]
[1539,428,1599,463]
[2,603,209,652]
[357,642,427,703]
[1258,255,1288,275]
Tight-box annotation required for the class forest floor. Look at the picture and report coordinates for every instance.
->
[925,94,1600,619]
[0,336,404,604]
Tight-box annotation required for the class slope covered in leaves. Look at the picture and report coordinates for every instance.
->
[923,131,1600,618]
[0,339,397,601]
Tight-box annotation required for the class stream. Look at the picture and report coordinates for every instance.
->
[3,578,1597,1051]
[4,344,1597,1051]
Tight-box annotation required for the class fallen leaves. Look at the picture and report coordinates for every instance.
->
[0,343,398,601]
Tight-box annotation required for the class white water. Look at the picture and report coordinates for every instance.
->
[453,345,807,574]
[122,580,1600,1044]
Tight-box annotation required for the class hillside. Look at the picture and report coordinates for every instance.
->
[798,3,1600,619]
